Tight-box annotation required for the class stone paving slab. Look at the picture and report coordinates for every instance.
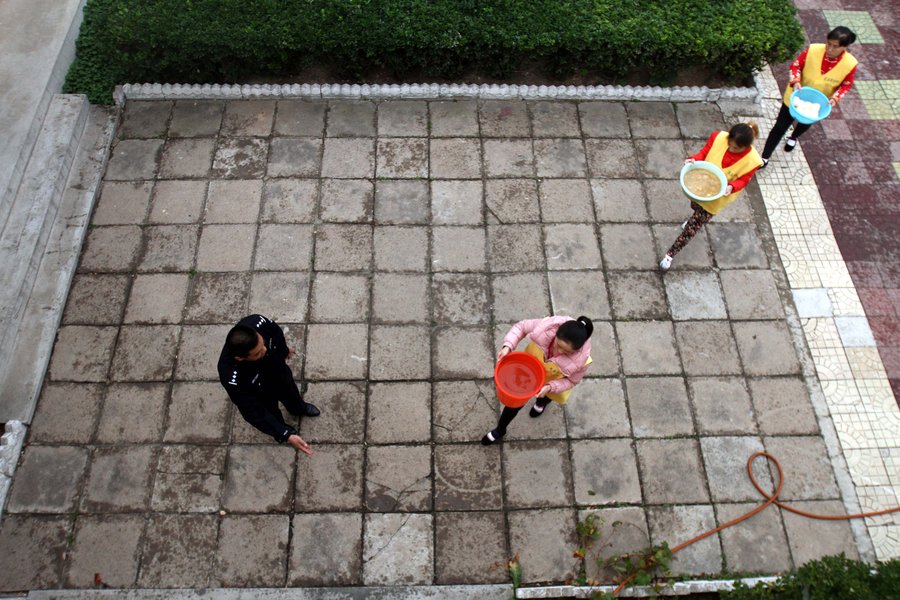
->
[0,95,882,593]
[647,505,722,575]
[716,503,793,573]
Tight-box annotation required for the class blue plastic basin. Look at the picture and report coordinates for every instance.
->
[789,87,832,125]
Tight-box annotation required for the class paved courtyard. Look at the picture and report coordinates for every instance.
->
[0,98,863,591]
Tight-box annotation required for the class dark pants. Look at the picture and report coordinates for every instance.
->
[262,361,307,417]
[761,103,812,160]
[494,398,550,435]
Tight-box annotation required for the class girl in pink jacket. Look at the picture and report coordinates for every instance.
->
[482,315,593,445]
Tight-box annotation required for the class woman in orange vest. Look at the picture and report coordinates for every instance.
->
[760,26,858,166]
[659,122,763,270]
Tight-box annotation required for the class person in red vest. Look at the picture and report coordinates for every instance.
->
[659,122,763,270]
[760,26,858,167]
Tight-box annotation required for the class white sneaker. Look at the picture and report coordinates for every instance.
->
[659,255,673,270]
[681,220,688,230]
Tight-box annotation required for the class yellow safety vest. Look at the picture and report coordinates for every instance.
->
[700,132,763,215]
[782,44,857,106]
[523,342,592,405]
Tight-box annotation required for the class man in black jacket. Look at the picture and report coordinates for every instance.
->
[218,314,320,454]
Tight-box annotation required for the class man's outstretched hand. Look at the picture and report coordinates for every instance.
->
[288,434,313,455]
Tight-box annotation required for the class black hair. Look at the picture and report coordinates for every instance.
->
[827,26,856,47]
[728,122,759,148]
[226,325,258,358]
[556,316,593,350]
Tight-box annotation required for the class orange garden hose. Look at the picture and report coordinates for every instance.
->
[611,452,900,596]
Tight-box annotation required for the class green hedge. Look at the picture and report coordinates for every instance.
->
[65,0,804,104]
[722,554,900,600]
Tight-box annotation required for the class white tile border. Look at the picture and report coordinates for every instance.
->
[756,67,900,560]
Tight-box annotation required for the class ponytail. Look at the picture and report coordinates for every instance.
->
[728,122,758,147]
[556,315,593,350]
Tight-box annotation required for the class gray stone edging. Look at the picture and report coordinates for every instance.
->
[0,420,27,520]
[12,578,782,599]
[26,585,511,599]
[517,576,780,598]
[115,76,763,106]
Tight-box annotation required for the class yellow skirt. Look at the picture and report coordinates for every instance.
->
[523,341,591,405]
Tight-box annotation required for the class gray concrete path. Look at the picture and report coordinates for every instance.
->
[0,0,84,211]
[0,98,862,592]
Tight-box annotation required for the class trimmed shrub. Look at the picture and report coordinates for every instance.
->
[65,0,804,104]
[722,554,900,599]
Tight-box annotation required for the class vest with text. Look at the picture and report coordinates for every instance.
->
[782,44,857,106]
[700,132,763,215]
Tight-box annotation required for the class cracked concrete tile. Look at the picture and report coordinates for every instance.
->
[363,513,433,585]
[365,445,432,511]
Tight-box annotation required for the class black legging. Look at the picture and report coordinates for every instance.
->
[494,398,550,435]
[761,103,812,160]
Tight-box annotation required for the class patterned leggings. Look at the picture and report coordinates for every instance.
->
[667,202,714,257]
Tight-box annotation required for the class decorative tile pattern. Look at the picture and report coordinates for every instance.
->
[774,235,822,288]
[757,65,899,560]
[869,525,900,561]
[795,209,834,237]
[822,11,884,44]
[858,485,900,527]
[855,81,900,120]
[765,205,803,236]
[884,448,900,488]
[832,413,885,449]
[828,287,865,317]
[856,378,898,412]
[801,317,843,349]
[817,260,854,289]
[846,348,887,379]
[820,378,864,412]
[812,348,855,380]
[844,449,891,487]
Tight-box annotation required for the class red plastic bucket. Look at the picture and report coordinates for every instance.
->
[494,352,545,408]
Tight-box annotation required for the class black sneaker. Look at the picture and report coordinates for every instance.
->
[529,398,549,418]
[481,429,503,445]
[784,138,797,152]
[299,402,320,417]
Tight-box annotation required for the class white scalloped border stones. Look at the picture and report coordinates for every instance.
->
[114,77,763,106]
[0,420,26,519]
[517,577,780,598]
